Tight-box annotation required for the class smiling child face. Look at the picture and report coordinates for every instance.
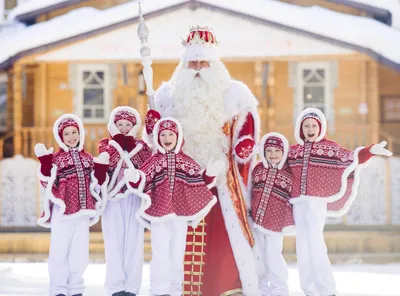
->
[116,119,133,136]
[159,129,177,151]
[62,126,79,148]
[265,147,283,165]
[302,118,320,142]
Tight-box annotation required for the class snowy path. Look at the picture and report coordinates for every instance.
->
[0,263,399,296]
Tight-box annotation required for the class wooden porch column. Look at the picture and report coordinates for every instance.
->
[267,62,276,133]
[253,61,266,135]
[13,64,23,155]
[368,61,380,144]
[39,63,47,126]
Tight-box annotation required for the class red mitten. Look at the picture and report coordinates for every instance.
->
[125,136,137,152]
[38,154,53,177]
[358,145,373,164]
[93,152,109,186]
[112,133,126,149]
[145,109,161,134]
[34,143,54,177]
[234,137,255,161]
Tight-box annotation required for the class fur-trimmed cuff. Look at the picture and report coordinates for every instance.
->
[233,136,256,164]
[358,145,373,164]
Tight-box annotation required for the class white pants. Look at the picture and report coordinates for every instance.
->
[48,207,90,296]
[293,200,336,296]
[256,231,289,296]
[102,195,144,295]
[150,219,188,296]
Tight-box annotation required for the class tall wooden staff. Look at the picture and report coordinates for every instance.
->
[137,1,155,110]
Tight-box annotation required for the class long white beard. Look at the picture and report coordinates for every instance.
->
[168,62,231,169]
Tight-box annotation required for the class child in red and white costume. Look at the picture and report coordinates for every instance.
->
[250,133,294,296]
[288,108,392,296]
[98,106,152,296]
[34,114,109,296]
[124,117,222,296]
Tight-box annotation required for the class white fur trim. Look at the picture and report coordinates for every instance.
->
[289,146,371,217]
[259,133,289,170]
[181,43,220,62]
[217,184,261,295]
[253,223,296,236]
[108,106,141,138]
[152,117,184,154]
[294,108,327,146]
[53,114,85,152]
[93,152,109,165]
[106,141,144,201]
[125,170,152,229]
[233,135,256,164]
[89,171,109,225]
[37,165,58,228]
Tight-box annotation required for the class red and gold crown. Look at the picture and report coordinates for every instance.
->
[181,25,220,62]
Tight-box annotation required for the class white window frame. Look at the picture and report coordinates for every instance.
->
[292,61,336,133]
[0,73,7,131]
[76,64,111,124]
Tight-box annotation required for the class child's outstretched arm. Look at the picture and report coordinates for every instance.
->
[358,141,393,164]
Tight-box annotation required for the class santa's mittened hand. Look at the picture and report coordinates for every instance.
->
[206,159,225,177]
[125,136,137,152]
[234,138,255,160]
[145,110,161,134]
[370,141,393,157]
[124,169,141,188]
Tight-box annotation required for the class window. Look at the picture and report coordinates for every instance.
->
[0,74,7,131]
[76,65,110,123]
[289,61,337,133]
[382,96,400,122]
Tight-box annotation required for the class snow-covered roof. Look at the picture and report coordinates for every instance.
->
[7,0,78,21]
[347,0,400,29]
[37,6,354,61]
[0,0,400,71]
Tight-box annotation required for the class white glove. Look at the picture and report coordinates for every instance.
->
[93,152,110,165]
[124,168,140,183]
[34,143,53,158]
[206,160,225,177]
[370,141,393,157]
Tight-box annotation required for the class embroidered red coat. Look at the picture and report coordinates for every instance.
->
[250,133,294,235]
[127,117,217,228]
[37,114,102,228]
[288,108,371,216]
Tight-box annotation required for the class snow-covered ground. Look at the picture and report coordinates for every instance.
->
[0,263,399,296]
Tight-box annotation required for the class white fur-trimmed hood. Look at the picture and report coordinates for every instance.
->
[108,106,141,137]
[53,113,85,152]
[259,132,289,170]
[294,107,327,146]
[152,117,184,154]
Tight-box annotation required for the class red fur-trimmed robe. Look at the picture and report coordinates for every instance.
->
[153,80,261,296]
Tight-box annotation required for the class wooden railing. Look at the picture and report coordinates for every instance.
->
[0,124,399,160]
[0,126,109,159]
